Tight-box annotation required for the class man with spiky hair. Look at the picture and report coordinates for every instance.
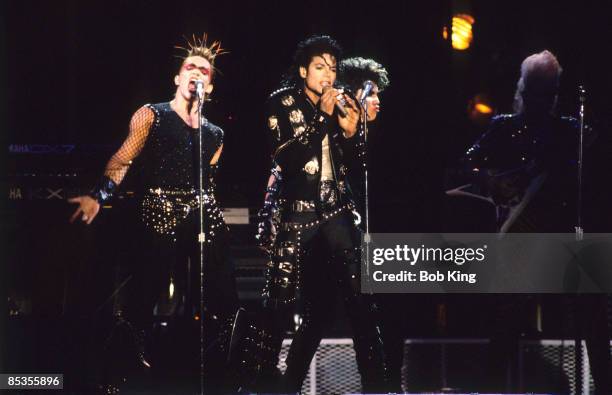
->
[254,35,387,393]
[69,35,241,394]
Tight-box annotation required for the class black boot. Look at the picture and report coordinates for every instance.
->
[97,317,152,394]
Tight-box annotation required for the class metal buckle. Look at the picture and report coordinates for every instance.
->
[175,202,191,215]
[276,242,295,257]
[278,261,293,274]
[319,180,339,209]
[278,277,290,288]
[292,200,316,212]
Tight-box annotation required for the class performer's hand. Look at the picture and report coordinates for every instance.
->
[68,195,100,225]
[319,87,338,116]
[339,95,360,138]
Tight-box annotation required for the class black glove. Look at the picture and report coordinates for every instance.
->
[256,169,282,252]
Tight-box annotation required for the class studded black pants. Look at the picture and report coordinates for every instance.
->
[262,207,387,393]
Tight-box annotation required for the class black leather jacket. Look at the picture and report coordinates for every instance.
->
[461,113,592,231]
[463,113,584,175]
[265,86,362,207]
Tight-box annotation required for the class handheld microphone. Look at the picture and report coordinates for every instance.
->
[359,80,374,104]
[194,80,205,102]
[322,85,347,117]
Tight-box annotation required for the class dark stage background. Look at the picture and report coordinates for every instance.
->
[4,1,612,229]
[3,0,612,389]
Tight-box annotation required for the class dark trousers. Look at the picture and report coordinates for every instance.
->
[262,209,387,393]
[107,215,239,393]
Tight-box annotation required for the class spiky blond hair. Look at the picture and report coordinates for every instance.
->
[175,33,227,79]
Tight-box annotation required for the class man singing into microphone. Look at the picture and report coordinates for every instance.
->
[68,35,242,394]
[338,56,390,228]
[338,56,405,392]
[254,35,387,393]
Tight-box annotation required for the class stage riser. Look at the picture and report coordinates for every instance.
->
[278,339,605,395]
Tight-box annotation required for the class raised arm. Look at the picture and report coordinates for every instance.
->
[274,90,359,172]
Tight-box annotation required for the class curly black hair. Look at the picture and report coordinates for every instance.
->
[281,35,343,87]
[339,57,390,93]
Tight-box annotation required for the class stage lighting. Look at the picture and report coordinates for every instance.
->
[474,103,493,114]
[468,94,494,124]
[451,14,475,50]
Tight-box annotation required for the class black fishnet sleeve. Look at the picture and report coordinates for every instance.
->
[103,106,155,185]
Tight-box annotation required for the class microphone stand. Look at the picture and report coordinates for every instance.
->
[575,86,586,241]
[361,97,372,283]
[574,85,587,394]
[196,91,206,395]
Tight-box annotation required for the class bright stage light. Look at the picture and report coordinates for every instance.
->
[168,278,175,298]
[468,94,494,124]
[474,103,493,114]
[451,14,475,50]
